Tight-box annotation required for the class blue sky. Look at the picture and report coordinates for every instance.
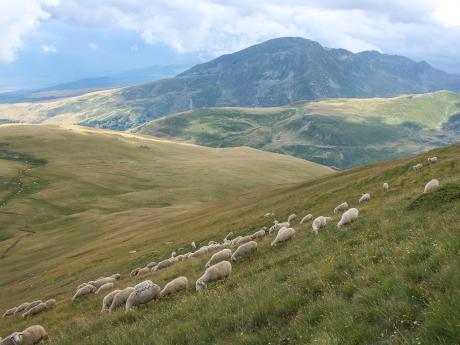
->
[1,0,460,91]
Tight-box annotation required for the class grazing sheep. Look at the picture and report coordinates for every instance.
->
[14,303,30,316]
[359,193,370,204]
[191,242,197,249]
[413,163,423,171]
[287,214,297,223]
[188,246,208,258]
[23,301,42,313]
[250,228,267,240]
[137,267,150,275]
[427,156,437,164]
[109,287,134,312]
[10,325,49,345]
[337,208,359,229]
[263,212,275,218]
[312,216,332,235]
[231,241,257,261]
[232,235,252,247]
[383,182,389,193]
[130,268,141,277]
[268,222,280,235]
[224,232,234,241]
[101,289,121,313]
[110,273,121,280]
[300,214,313,224]
[208,241,218,246]
[206,248,232,268]
[196,261,232,291]
[2,307,17,318]
[424,179,440,193]
[271,227,295,247]
[91,277,116,289]
[171,251,177,258]
[159,276,188,298]
[72,285,96,301]
[125,280,160,312]
[146,262,157,270]
[333,202,349,214]
[96,283,114,295]
[22,300,55,319]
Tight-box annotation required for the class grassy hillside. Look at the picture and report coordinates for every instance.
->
[0,125,458,344]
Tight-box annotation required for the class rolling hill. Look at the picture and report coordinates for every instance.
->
[135,91,460,168]
[0,125,458,345]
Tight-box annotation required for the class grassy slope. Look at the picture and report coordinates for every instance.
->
[0,126,458,344]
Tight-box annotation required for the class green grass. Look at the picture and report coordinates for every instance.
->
[0,125,458,345]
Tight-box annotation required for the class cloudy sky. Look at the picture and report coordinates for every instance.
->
[1,0,460,90]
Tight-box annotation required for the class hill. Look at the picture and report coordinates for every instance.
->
[2,38,460,131]
[0,126,458,344]
[135,91,460,168]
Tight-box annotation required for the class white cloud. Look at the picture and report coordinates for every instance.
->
[434,0,460,27]
[0,0,58,62]
[42,44,57,53]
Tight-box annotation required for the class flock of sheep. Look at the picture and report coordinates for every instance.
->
[0,156,441,344]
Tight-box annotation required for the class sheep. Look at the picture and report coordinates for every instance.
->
[300,214,313,224]
[9,325,49,345]
[101,289,121,313]
[72,285,96,301]
[21,300,55,319]
[110,273,121,280]
[427,156,437,164]
[146,261,157,270]
[159,276,188,298]
[268,222,280,234]
[2,307,17,318]
[171,251,177,258]
[196,261,232,291]
[208,241,218,246]
[91,277,116,289]
[287,214,297,223]
[190,246,209,258]
[250,228,267,240]
[232,235,252,247]
[96,283,114,295]
[312,216,332,235]
[136,267,150,275]
[23,300,42,313]
[109,287,134,312]
[337,208,359,229]
[125,280,160,312]
[358,193,370,204]
[231,241,257,261]
[14,303,30,316]
[263,212,275,218]
[130,268,141,277]
[333,202,349,214]
[271,227,295,247]
[424,179,439,193]
[224,232,234,241]
[413,163,423,171]
[191,242,197,249]
[383,182,389,193]
[205,248,232,268]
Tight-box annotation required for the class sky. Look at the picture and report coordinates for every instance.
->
[1,0,460,91]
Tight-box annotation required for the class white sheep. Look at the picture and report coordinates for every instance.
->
[231,235,252,247]
[312,216,332,235]
[333,202,349,214]
[2,307,17,318]
[196,261,232,291]
[154,259,173,271]
[159,276,188,298]
[263,212,275,218]
[110,273,121,280]
[14,302,30,316]
[72,285,96,301]
[250,228,266,240]
[109,287,134,312]
[224,232,234,241]
[146,261,157,270]
[424,179,440,193]
[130,268,141,277]
[383,182,389,193]
[427,156,438,164]
[287,214,297,223]
[137,267,150,275]
[190,246,209,258]
[171,251,177,258]
[271,227,295,247]
[300,214,313,224]
[191,242,197,249]
[337,208,359,229]
[359,193,370,204]
[413,163,423,171]
[23,300,43,313]
[22,300,55,319]
[9,325,49,345]
[101,289,121,313]
[125,280,160,312]
[96,283,114,295]
[231,241,257,261]
[91,277,116,289]
[205,248,232,268]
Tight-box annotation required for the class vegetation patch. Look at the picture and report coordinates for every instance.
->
[408,182,460,211]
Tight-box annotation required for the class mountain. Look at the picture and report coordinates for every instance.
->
[134,91,460,168]
[0,64,189,103]
[1,124,458,345]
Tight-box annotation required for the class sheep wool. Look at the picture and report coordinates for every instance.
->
[231,241,257,261]
[383,182,389,193]
[359,193,370,204]
[110,273,121,280]
[12,325,49,345]
[190,246,209,258]
[206,248,232,268]
[263,212,275,218]
[224,232,234,241]
[250,228,266,241]
[22,303,46,319]
[191,242,197,249]
[196,261,232,291]
[271,227,295,247]
[300,214,313,224]
[126,280,160,312]
[287,214,297,223]
[91,277,116,289]
[101,289,121,313]
[96,283,114,295]
[23,300,42,313]
[72,285,96,301]
[159,276,188,298]
[14,303,30,316]
[427,156,437,164]
[232,235,252,247]
[312,216,332,235]
[424,179,440,193]
[333,202,349,214]
[130,268,141,277]
[109,287,134,312]
[413,163,423,171]
[337,208,359,229]
[146,261,157,270]
[137,267,150,275]
[2,307,17,318]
